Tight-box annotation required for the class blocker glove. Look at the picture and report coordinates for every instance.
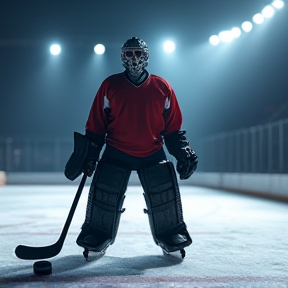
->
[164,130,198,180]
[82,141,102,177]
[82,131,105,177]
[64,131,105,181]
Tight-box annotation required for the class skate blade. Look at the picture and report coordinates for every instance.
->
[83,245,108,261]
[162,248,186,259]
[89,250,106,257]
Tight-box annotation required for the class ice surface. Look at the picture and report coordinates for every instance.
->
[0,185,288,287]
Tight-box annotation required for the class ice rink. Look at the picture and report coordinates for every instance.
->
[0,183,288,288]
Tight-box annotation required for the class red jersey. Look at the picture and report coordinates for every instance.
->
[86,72,183,157]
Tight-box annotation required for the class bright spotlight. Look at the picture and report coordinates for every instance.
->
[253,13,264,24]
[50,44,61,55]
[94,44,105,55]
[262,5,275,18]
[241,21,253,32]
[231,27,241,38]
[163,41,175,53]
[272,0,284,9]
[209,35,220,46]
[218,31,233,43]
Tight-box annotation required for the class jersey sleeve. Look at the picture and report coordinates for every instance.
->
[162,85,183,135]
[85,79,109,136]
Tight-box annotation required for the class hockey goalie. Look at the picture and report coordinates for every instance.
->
[65,36,198,259]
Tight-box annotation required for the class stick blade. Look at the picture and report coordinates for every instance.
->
[15,243,61,260]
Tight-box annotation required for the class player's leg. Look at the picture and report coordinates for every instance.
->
[76,160,131,255]
[138,161,192,257]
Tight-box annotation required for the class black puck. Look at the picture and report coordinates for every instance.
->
[33,260,52,276]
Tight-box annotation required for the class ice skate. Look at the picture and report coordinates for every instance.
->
[158,230,191,259]
[76,228,111,260]
[82,247,107,261]
[162,248,186,259]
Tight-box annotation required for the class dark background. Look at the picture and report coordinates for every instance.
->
[1,0,288,141]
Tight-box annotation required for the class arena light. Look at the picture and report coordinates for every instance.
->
[241,21,253,32]
[231,27,242,38]
[163,41,175,53]
[218,31,234,43]
[272,0,284,9]
[262,5,275,18]
[50,44,61,55]
[209,35,220,46]
[209,0,284,46]
[94,44,105,55]
[253,13,265,24]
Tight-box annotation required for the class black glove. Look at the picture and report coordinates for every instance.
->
[64,131,105,181]
[82,141,102,177]
[164,130,198,180]
[82,131,105,177]
[176,147,198,180]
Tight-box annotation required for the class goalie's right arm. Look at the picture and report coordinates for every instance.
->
[64,131,105,181]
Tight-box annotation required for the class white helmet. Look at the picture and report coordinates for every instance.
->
[121,37,149,78]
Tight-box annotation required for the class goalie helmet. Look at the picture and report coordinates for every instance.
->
[121,36,149,78]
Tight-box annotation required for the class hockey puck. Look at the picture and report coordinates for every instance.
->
[33,260,52,276]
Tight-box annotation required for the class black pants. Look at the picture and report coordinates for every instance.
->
[101,144,167,170]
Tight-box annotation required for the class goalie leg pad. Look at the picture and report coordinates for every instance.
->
[138,161,192,252]
[76,160,131,252]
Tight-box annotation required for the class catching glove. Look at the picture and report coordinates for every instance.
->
[164,130,198,180]
[175,147,198,180]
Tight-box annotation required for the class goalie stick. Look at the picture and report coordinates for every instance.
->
[15,173,87,260]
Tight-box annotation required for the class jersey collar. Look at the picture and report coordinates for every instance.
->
[124,70,149,87]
